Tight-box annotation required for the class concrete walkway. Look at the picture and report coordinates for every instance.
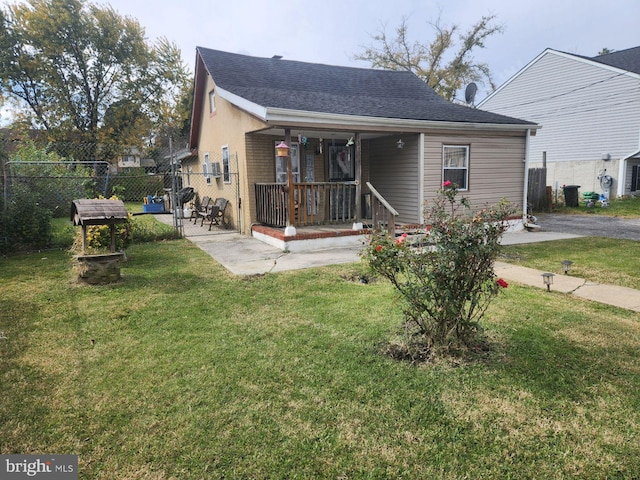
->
[494,262,640,312]
[157,214,640,312]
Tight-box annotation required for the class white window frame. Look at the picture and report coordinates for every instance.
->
[274,142,300,184]
[208,89,216,114]
[203,152,212,184]
[442,145,469,191]
[222,146,230,184]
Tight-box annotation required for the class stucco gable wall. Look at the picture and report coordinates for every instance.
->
[195,74,268,231]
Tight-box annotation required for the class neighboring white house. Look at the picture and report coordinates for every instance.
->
[479,46,640,199]
[116,148,156,173]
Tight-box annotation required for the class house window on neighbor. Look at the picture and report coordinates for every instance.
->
[203,153,212,184]
[274,142,300,184]
[222,146,230,183]
[443,145,469,190]
[209,89,216,114]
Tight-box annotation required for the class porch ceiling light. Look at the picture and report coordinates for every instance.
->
[542,272,555,292]
[397,139,404,149]
[561,260,573,274]
[275,141,290,157]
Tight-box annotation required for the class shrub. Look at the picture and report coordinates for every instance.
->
[0,183,53,254]
[363,182,516,355]
[8,140,95,218]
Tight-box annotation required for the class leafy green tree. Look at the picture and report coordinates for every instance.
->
[0,0,190,154]
[355,13,504,101]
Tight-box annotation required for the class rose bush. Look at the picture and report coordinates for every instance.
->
[363,182,516,355]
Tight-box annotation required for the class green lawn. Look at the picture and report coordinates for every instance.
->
[2,239,640,479]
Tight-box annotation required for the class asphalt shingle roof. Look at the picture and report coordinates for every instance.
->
[591,46,640,75]
[197,47,534,126]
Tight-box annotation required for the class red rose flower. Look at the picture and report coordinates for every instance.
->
[395,233,408,244]
[442,180,452,188]
[376,245,383,252]
[496,278,508,288]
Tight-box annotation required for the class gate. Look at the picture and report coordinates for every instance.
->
[528,167,547,211]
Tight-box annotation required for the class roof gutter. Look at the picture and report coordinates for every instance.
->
[264,107,540,133]
[215,87,540,133]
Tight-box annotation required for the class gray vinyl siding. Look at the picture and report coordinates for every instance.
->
[369,132,526,223]
[481,51,640,165]
[424,133,526,210]
[369,135,420,224]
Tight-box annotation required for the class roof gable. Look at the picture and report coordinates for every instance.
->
[195,47,534,126]
[481,47,640,106]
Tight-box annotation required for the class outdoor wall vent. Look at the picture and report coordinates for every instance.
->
[602,153,611,161]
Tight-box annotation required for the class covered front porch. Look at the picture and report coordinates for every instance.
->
[249,128,402,245]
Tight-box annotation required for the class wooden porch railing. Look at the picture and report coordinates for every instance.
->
[255,181,399,235]
[366,182,399,235]
[255,182,358,227]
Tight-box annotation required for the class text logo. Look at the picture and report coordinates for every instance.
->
[1,455,77,479]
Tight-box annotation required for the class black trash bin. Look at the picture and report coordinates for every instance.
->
[563,185,580,207]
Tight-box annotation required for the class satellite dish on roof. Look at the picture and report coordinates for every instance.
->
[465,82,478,106]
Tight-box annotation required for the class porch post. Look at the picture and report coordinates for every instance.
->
[284,128,296,236]
[353,132,363,230]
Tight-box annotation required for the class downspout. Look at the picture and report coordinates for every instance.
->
[236,152,242,234]
[522,129,532,228]
[617,155,626,198]
[418,133,425,223]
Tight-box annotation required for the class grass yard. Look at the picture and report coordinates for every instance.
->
[2,238,640,479]
[501,237,640,290]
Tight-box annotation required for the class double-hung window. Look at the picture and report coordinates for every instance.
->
[443,145,469,190]
[208,89,216,114]
[203,153,212,184]
[222,146,230,183]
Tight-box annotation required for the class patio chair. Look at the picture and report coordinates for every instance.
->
[205,197,229,230]
[191,196,212,224]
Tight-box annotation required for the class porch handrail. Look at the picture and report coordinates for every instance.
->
[366,182,399,216]
[366,182,398,236]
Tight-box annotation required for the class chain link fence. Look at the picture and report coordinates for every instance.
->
[1,138,184,253]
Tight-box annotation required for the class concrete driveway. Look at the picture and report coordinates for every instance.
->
[536,213,640,240]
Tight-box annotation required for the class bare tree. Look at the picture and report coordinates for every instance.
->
[355,13,504,101]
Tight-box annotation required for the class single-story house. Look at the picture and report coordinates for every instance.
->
[186,47,539,249]
[479,46,640,199]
